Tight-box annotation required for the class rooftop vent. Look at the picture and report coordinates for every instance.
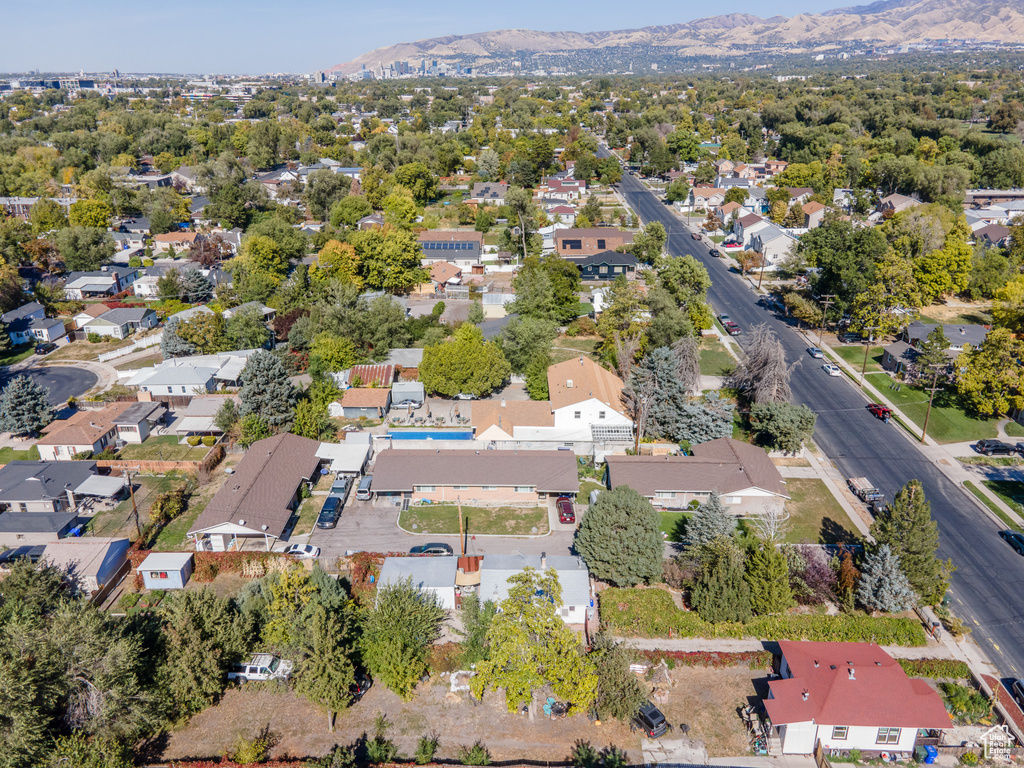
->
[801,690,809,701]
[566,379,574,388]
[848,667,855,680]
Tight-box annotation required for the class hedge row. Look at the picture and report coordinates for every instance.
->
[633,649,773,669]
[600,588,927,646]
[898,658,971,679]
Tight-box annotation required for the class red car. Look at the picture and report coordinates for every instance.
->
[867,403,892,421]
[724,321,742,336]
[556,497,576,524]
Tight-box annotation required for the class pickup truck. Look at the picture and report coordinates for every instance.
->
[228,653,294,683]
[848,477,886,513]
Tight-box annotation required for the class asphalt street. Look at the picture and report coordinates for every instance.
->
[0,364,98,406]
[610,162,1024,680]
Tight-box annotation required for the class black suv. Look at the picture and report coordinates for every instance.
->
[976,439,1016,456]
[316,496,342,529]
[631,701,669,738]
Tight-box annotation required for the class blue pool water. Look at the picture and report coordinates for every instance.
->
[388,429,475,440]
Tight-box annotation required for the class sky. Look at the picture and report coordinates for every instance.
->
[2,0,858,75]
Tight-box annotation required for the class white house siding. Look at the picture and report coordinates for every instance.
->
[779,722,817,755]
[815,724,918,755]
[84,321,126,339]
[552,398,630,430]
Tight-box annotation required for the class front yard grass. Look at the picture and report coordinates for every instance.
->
[698,338,735,376]
[118,434,210,462]
[982,480,1024,518]
[399,504,549,536]
[0,344,37,367]
[577,479,605,505]
[784,478,860,544]
[45,339,132,362]
[1006,421,1024,438]
[864,372,999,444]
[292,496,325,537]
[831,345,884,373]
[113,353,163,370]
[963,480,1022,532]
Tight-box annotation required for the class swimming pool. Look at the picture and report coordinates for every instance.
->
[388,429,475,441]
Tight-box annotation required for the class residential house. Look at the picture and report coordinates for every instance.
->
[688,188,726,210]
[419,261,463,294]
[0,460,113,513]
[564,250,639,280]
[764,641,950,755]
[470,182,508,204]
[137,552,194,590]
[764,160,789,176]
[84,307,158,340]
[127,349,258,396]
[733,213,771,248]
[787,187,815,205]
[188,433,322,551]
[554,228,634,258]
[480,554,592,624]
[802,201,827,229]
[171,165,205,192]
[222,301,276,322]
[72,304,111,329]
[0,196,76,219]
[370,449,579,505]
[391,380,425,406]
[131,273,161,299]
[714,158,737,175]
[330,388,391,419]
[546,204,577,225]
[539,178,586,201]
[335,364,396,389]
[974,223,1010,247]
[170,395,237,438]
[36,401,166,461]
[119,217,151,236]
[904,321,988,356]
[151,231,199,255]
[472,400,555,441]
[718,201,744,221]
[605,437,790,515]
[42,537,131,595]
[379,556,458,610]
[64,266,138,300]
[417,230,483,267]
[0,512,79,547]
[881,341,919,375]
[357,213,385,230]
[878,194,922,216]
[750,227,798,268]
[1,301,65,345]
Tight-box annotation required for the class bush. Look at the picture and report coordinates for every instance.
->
[940,682,992,724]
[117,592,141,610]
[87,332,104,343]
[960,752,980,766]
[633,649,772,669]
[366,713,399,765]
[427,642,462,674]
[229,725,277,764]
[414,734,440,765]
[72,449,94,460]
[202,435,216,447]
[458,741,491,766]
[898,658,970,679]
[186,435,201,446]
[565,317,598,336]
[599,587,927,646]
[193,559,220,582]
[143,258,154,267]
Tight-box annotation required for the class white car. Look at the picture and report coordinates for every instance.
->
[822,364,841,377]
[807,347,824,359]
[228,653,294,683]
[285,543,320,559]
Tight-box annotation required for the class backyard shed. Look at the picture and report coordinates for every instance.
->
[137,552,194,590]
[378,555,458,610]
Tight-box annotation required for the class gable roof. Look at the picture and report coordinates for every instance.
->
[547,356,625,411]
[554,228,634,244]
[566,250,639,269]
[2,301,44,324]
[370,449,579,494]
[471,400,555,434]
[802,201,826,214]
[605,437,788,498]
[719,201,743,215]
[429,261,462,283]
[479,554,591,608]
[92,307,155,326]
[75,303,111,319]
[38,401,163,447]
[153,232,198,244]
[379,556,458,591]
[737,213,764,227]
[765,641,950,729]
[0,511,77,534]
[905,321,988,347]
[417,230,483,245]
[188,433,321,539]
[0,461,98,503]
[340,388,391,408]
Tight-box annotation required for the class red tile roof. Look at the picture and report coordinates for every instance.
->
[764,641,951,729]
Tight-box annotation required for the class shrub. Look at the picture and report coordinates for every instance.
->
[427,642,462,674]
[414,734,440,765]
[87,332,103,343]
[186,435,201,446]
[898,658,970,679]
[565,317,598,336]
[202,435,216,447]
[960,752,980,766]
[366,713,399,765]
[193,559,220,582]
[229,725,277,764]
[117,592,141,610]
[150,488,188,525]
[72,450,94,460]
[940,682,992,724]
[458,741,491,766]
[143,258,154,267]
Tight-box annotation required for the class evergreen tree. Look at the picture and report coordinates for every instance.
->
[180,268,214,304]
[574,486,662,587]
[870,480,952,605]
[691,541,752,623]
[673,391,735,445]
[745,545,793,615]
[857,545,917,613]
[683,492,734,562]
[0,321,10,355]
[0,376,53,435]
[749,402,817,454]
[524,353,550,400]
[239,351,298,427]
[160,316,197,359]
[293,604,358,732]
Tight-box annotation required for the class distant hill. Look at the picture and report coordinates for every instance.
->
[329,0,1024,74]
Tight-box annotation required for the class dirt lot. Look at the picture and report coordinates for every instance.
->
[157,679,638,763]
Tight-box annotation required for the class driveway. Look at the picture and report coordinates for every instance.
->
[0,365,98,405]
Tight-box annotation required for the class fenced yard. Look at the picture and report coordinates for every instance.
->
[117,435,210,462]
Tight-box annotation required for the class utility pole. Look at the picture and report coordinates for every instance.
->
[756,253,767,291]
[124,470,141,541]
[859,326,879,387]
[921,366,942,444]
[816,295,836,347]
[457,498,465,556]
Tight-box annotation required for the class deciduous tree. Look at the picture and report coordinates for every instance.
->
[420,324,510,397]
[55,226,114,272]
[956,327,1024,417]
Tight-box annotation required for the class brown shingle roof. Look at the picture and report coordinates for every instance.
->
[429,261,462,283]
[340,388,391,408]
[802,201,826,214]
[471,400,554,434]
[188,433,321,539]
[78,303,111,319]
[371,449,579,494]
[153,232,198,244]
[38,401,162,447]
[605,437,788,498]
[547,357,625,412]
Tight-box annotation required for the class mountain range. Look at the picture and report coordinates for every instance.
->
[329,0,1024,74]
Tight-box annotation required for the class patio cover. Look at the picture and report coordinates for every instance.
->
[74,475,127,497]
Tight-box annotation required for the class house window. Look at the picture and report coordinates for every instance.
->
[832,726,848,740]
[727,496,742,504]
[453,485,468,491]
[574,411,581,419]
[597,239,606,249]
[514,486,532,493]
[482,485,497,491]
[149,571,168,579]
[415,485,436,492]
[655,491,676,499]
[876,728,901,745]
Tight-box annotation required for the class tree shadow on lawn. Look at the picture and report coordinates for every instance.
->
[819,517,859,545]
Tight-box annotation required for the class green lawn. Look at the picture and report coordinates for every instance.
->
[399,504,548,536]
[831,345,884,374]
[577,302,593,316]
[699,339,735,376]
[784,478,860,545]
[0,344,37,367]
[153,499,207,550]
[982,480,1024,518]
[0,445,40,464]
[118,435,210,462]
[963,480,1022,532]
[660,510,693,542]
[292,496,325,537]
[578,480,605,505]
[1006,421,1024,438]
[550,337,600,365]
[864,372,999,444]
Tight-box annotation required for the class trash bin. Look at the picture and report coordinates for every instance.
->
[915,747,927,763]
[924,746,938,764]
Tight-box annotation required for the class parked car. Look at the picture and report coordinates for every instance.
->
[351,672,373,701]
[1000,529,1024,555]
[976,439,1016,456]
[724,322,741,336]
[822,364,841,377]
[316,496,342,529]
[631,701,670,738]
[34,342,56,355]
[838,333,861,344]
[331,477,352,499]
[807,346,824,359]
[395,399,420,408]
[1013,679,1024,709]
[409,542,454,556]
[867,404,892,421]
[285,543,320,559]
[691,232,700,240]
[1016,442,1024,456]
[455,393,477,400]
[556,496,576,524]
[228,653,294,683]
[355,475,373,501]
[718,313,731,324]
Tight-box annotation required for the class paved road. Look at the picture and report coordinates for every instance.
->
[0,364,98,405]
[610,160,1024,680]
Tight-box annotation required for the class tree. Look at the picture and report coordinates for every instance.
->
[55,227,115,272]
[0,376,53,435]
[498,316,557,374]
[730,323,795,404]
[992,274,1024,335]
[665,179,690,203]
[329,195,373,229]
[470,568,597,714]
[509,259,557,320]
[293,604,357,732]
[176,312,226,355]
[308,332,358,377]
[246,217,307,264]
[631,221,667,265]
[214,399,239,433]
[912,219,972,304]
[870,480,952,605]
[723,187,748,206]
[238,234,287,277]
[189,233,232,268]
[849,253,923,337]
[524,353,551,400]
[684,492,734,562]
[420,324,510,397]
[350,227,427,293]
[68,200,112,229]
[857,545,917,613]
[362,579,446,700]
[691,541,752,623]
[394,162,437,204]
[468,301,484,325]
[313,240,362,288]
[956,327,1024,417]
[160,316,198,358]
[180,268,214,304]
[29,198,68,235]
[745,545,792,615]
[156,268,181,301]
[590,634,646,723]
[239,350,298,427]
[238,414,271,446]
[574,486,662,587]
[748,402,816,454]
[303,169,351,220]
